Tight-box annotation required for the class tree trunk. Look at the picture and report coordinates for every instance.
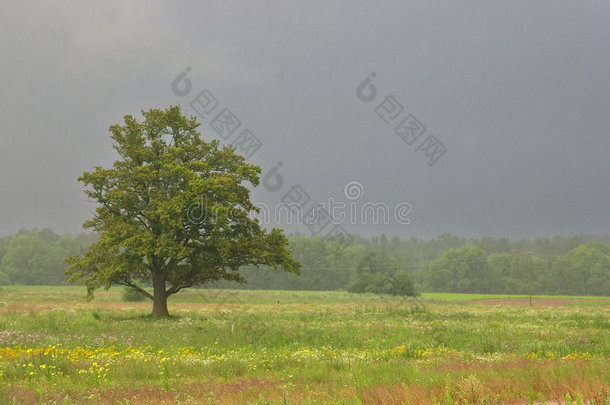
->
[152,271,169,318]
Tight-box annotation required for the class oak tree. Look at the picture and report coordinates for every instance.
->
[67,106,300,317]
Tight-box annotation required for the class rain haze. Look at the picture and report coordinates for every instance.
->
[1,1,609,239]
[4,3,610,401]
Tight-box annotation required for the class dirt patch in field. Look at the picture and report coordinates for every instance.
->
[4,378,283,404]
[0,301,275,315]
[475,298,610,307]
[0,301,148,314]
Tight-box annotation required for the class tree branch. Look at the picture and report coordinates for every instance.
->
[117,281,154,300]
[167,283,193,296]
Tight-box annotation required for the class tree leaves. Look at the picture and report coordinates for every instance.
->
[67,106,300,313]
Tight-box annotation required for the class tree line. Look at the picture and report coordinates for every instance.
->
[0,229,94,286]
[1,229,609,296]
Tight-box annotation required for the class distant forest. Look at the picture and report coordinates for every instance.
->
[1,229,609,296]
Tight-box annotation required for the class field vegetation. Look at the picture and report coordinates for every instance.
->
[1,286,610,404]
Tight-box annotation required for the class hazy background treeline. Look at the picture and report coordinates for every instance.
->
[1,229,609,296]
[0,229,95,286]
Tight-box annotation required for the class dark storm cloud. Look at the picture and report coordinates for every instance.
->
[1,1,609,238]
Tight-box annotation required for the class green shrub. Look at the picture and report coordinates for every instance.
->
[122,286,147,302]
[347,271,418,296]
[392,270,419,297]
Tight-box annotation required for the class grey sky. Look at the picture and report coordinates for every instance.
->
[1,1,609,239]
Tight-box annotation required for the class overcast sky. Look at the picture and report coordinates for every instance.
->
[1,1,609,239]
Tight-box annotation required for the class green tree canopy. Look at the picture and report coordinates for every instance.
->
[347,250,418,296]
[487,251,549,294]
[0,229,80,285]
[551,242,610,295]
[426,245,489,293]
[67,106,300,317]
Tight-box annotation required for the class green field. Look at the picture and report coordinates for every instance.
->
[1,286,610,404]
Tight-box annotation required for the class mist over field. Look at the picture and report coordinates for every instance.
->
[1,1,609,239]
[2,2,610,403]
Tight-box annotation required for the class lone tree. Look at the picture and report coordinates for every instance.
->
[67,106,300,317]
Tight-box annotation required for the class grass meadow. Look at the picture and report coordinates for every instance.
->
[1,286,610,404]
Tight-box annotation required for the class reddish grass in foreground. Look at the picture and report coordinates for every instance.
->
[5,373,610,404]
